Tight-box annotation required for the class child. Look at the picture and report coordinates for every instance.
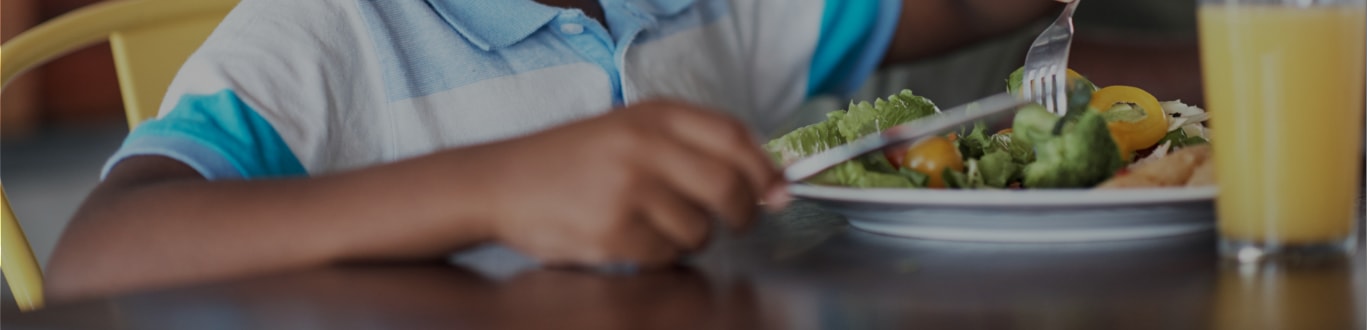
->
[47,0,1062,300]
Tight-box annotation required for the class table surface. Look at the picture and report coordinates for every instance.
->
[5,202,1364,329]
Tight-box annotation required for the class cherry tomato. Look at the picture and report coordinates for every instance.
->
[883,145,908,168]
[903,136,965,188]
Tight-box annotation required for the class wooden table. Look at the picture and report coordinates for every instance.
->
[5,202,1364,329]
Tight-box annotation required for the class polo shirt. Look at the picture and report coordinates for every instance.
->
[103,0,902,180]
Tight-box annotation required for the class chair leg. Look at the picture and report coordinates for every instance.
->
[2,186,45,311]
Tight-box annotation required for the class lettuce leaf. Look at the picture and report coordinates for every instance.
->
[836,90,938,141]
[956,122,991,160]
[765,112,845,165]
[809,161,918,188]
[1156,127,1208,148]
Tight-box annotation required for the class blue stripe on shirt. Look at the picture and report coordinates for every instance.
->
[807,0,903,98]
[102,90,306,180]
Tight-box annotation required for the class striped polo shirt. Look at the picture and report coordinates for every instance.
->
[103,0,902,180]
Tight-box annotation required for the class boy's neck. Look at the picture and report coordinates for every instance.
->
[535,0,607,28]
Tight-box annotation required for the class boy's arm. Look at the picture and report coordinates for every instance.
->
[883,0,1061,65]
[46,101,787,302]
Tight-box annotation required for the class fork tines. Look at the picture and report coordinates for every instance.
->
[1020,0,1080,115]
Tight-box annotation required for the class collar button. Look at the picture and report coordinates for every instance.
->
[559,23,585,35]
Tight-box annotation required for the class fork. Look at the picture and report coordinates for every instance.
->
[1020,0,1082,115]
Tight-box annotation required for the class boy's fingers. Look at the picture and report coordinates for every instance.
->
[538,223,678,268]
[639,185,713,252]
[601,218,683,266]
[762,182,792,213]
[639,136,760,229]
[652,103,782,198]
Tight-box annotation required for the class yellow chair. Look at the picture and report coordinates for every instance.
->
[0,0,239,311]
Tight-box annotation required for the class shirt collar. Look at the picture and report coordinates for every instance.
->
[425,0,697,51]
[424,0,560,51]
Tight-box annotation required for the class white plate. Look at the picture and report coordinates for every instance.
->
[790,185,1218,243]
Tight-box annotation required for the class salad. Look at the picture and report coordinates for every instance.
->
[767,68,1212,190]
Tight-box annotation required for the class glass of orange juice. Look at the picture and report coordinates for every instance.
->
[1199,0,1366,261]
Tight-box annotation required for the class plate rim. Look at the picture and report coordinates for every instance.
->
[789,185,1217,207]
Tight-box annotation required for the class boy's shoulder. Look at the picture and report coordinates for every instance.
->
[232,0,354,18]
[216,0,362,40]
[196,0,371,67]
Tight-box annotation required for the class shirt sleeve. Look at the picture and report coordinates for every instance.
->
[806,0,903,97]
[102,90,306,180]
[100,0,379,180]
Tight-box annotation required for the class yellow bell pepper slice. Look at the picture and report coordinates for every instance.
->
[1089,86,1169,157]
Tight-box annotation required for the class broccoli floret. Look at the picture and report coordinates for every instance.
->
[977,150,1021,188]
[942,158,989,189]
[1020,110,1126,188]
[1011,104,1059,147]
[954,123,1026,189]
[989,131,1034,165]
[836,90,937,141]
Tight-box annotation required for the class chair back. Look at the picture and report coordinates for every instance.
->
[0,0,239,311]
[1,0,239,127]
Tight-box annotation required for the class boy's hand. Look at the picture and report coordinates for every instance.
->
[477,100,788,267]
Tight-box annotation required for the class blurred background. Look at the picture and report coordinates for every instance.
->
[0,0,1202,272]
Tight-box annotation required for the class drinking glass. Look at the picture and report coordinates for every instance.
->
[1198,0,1366,261]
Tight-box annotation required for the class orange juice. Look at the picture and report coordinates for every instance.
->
[1199,6,1365,245]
